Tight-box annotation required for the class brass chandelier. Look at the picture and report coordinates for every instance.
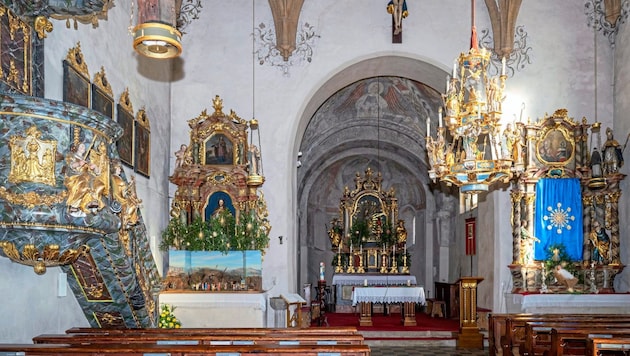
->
[426,1,519,194]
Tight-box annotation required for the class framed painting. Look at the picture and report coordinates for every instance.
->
[91,67,114,118]
[204,133,234,165]
[134,109,150,178]
[63,44,91,108]
[63,60,90,108]
[116,89,135,167]
[536,127,574,164]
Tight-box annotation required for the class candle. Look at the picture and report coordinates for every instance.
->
[350,243,353,255]
[438,107,443,128]
[364,279,368,287]
[501,56,506,76]
[446,75,450,92]
[407,279,411,287]
[404,244,406,255]
[360,244,362,254]
[426,116,430,135]
[393,245,396,255]
[452,61,457,78]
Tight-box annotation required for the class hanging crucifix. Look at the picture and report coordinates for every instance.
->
[387,0,408,43]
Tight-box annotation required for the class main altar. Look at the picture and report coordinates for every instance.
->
[327,168,418,313]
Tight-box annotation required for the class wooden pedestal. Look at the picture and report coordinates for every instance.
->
[456,276,484,350]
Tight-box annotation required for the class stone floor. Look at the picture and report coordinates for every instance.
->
[369,345,488,356]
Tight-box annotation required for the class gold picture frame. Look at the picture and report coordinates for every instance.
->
[134,108,150,178]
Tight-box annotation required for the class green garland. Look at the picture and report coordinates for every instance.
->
[160,209,269,254]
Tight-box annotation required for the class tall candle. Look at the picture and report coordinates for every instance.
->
[452,62,457,78]
[426,116,430,135]
[446,75,450,92]
[501,56,506,76]
[360,244,362,254]
[393,245,396,255]
[404,244,406,255]
[350,243,353,255]
[438,108,443,128]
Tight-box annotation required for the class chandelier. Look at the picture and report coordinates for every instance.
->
[426,0,518,194]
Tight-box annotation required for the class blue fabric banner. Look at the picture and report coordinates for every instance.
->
[534,178,582,260]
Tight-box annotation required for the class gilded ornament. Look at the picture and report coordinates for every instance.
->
[34,16,53,39]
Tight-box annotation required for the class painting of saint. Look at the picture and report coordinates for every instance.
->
[204,134,234,165]
[537,129,573,163]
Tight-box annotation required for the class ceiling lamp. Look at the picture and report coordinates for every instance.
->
[132,0,182,59]
[426,0,519,194]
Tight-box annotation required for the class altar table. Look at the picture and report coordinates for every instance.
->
[352,287,425,326]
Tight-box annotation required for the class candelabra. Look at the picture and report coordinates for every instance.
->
[346,252,355,273]
[401,253,409,274]
[356,252,365,273]
[335,252,343,273]
[390,252,398,273]
[380,251,389,274]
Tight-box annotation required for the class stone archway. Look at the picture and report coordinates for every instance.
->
[295,60,453,296]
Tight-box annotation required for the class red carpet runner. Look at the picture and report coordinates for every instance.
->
[319,311,459,332]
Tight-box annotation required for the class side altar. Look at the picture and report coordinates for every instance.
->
[327,168,416,313]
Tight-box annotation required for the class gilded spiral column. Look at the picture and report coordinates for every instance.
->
[607,190,621,264]
[582,194,593,262]
[510,190,523,264]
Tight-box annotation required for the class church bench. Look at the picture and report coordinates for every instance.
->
[65,326,359,335]
[544,328,630,356]
[0,342,372,355]
[488,313,630,356]
[587,336,630,356]
[33,331,365,346]
[518,323,630,356]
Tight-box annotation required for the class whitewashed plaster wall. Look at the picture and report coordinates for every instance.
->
[0,0,624,343]
[612,8,630,293]
[0,0,173,342]
[171,0,616,301]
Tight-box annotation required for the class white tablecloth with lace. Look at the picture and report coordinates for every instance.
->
[351,287,425,306]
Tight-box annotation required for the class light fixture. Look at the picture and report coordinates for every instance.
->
[426,0,519,194]
[247,1,264,187]
[132,0,182,59]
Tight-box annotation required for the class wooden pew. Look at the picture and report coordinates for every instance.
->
[546,328,630,356]
[66,326,358,335]
[33,331,366,346]
[490,313,630,356]
[518,322,630,356]
[0,342,372,355]
[588,336,630,356]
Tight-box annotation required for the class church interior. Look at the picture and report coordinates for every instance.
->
[1,0,630,354]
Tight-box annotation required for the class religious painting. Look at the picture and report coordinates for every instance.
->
[63,60,90,108]
[91,67,114,118]
[116,104,134,167]
[134,109,150,178]
[0,5,32,95]
[204,133,234,165]
[536,127,574,164]
[91,84,113,118]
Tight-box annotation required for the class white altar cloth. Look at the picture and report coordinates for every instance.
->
[505,293,630,314]
[159,292,267,327]
[351,287,425,306]
[333,274,417,286]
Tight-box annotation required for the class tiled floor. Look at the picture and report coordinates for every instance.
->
[370,346,488,355]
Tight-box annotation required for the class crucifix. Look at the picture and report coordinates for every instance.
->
[387,0,408,43]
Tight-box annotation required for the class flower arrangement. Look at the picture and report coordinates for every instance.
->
[158,304,181,329]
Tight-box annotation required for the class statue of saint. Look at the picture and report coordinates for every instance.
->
[602,127,624,175]
[589,220,610,265]
[395,219,407,246]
